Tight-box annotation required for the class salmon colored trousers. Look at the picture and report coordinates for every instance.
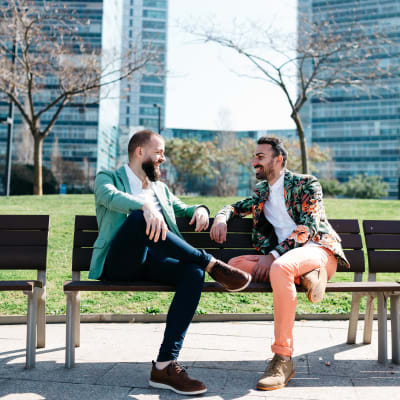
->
[229,246,337,357]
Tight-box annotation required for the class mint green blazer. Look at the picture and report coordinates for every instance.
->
[88,166,202,279]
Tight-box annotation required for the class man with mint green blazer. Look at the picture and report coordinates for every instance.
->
[88,166,203,280]
[88,129,250,395]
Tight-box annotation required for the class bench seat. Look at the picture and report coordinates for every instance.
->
[64,280,400,293]
[0,280,43,291]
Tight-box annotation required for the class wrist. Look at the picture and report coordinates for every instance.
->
[215,214,227,224]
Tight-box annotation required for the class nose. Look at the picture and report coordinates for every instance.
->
[251,157,257,167]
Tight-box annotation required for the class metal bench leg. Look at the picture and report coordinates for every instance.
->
[347,293,362,344]
[24,288,38,369]
[36,285,46,348]
[65,291,77,368]
[377,293,388,364]
[363,295,375,344]
[390,295,400,364]
[74,292,80,348]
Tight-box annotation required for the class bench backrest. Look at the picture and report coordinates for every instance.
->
[0,215,49,274]
[72,216,364,279]
[363,220,400,281]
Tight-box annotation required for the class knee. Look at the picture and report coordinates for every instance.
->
[227,257,241,268]
[127,210,145,225]
[184,264,205,284]
[269,260,291,284]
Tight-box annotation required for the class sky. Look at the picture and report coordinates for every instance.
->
[166,0,298,131]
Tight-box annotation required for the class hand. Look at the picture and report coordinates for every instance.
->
[253,254,275,283]
[189,207,209,232]
[210,215,228,244]
[142,203,168,242]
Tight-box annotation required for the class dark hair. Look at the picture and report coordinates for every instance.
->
[257,136,288,167]
[128,129,162,160]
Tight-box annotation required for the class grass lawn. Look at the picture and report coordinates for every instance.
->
[0,194,399,316]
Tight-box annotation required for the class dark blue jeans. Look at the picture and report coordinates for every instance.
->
[101,210,212,361]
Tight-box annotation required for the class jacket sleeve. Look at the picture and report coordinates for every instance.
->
[94,171,145,214]
[273,176,324,256]
[215,190,261,221]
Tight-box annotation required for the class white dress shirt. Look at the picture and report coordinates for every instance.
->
[263,173,318,259]
[124,164,162,213]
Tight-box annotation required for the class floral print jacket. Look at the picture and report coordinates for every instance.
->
[217,169,350,269]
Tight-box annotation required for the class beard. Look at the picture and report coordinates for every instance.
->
[142,159,161,182]
[254,163,273,181]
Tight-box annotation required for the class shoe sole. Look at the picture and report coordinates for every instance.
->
[149,379,207,395]
[225,274,252,292]
[256,370,296,391]
[307,268,328,303]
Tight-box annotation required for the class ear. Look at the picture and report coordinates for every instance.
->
[136,146,143,157]
[276,155,283,166]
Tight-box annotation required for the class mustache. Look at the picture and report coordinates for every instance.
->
[254,165,263,169]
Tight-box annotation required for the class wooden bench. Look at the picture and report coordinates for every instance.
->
[66,216,389,367]
[0,215,49,368]
[355,220,399,364]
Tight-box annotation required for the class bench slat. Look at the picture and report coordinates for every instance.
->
[75,215,98,232]
[0,215,49,230]
[365,234,400,250]
[368,251,400,273]
[363,220,400,234]
[0,247,47,270]
[339,234,362,249]
[0,231,49,246]
[0,280,42,291]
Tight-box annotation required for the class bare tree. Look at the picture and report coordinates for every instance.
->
[0,0,160,194]
[186,12,392,174]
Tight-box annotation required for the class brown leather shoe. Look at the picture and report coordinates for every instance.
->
[209,260,252,292]
[149,360,207,395]
[300,267,328,303]
[257,354,295,391]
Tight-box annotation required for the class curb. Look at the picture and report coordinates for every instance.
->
[0,313,386,324]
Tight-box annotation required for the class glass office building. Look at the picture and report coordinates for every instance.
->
[0,0,123,191]
[119,0,168,134]
[299,0,400,198]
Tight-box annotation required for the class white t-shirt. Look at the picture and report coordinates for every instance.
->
[124,164,162,213]
[263,173,319,259]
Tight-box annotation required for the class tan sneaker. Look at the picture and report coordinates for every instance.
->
[300,267,328,303]
[257,354,295,391]
[149,360,207,395]
[209,260,252,292]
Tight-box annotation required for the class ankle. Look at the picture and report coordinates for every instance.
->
[155,360,172,370]
[205,257,216,273]
[276,353,291,361]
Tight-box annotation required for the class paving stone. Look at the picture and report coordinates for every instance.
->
[98,362,152,388]
[0,379,131,400]
[0,321,398,400]
[0,359,115,385]
[308,355,397,378]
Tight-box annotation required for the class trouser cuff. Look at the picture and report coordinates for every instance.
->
[271,344,293,357]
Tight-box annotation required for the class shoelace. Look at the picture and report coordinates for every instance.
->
[168,361,188,376]
[266,356,285,377]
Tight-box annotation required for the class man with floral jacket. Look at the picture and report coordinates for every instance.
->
[210,136,349,391]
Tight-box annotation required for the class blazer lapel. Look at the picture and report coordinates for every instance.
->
[283,169,294,217]
[150,182,168,211]
[116,166,132,194]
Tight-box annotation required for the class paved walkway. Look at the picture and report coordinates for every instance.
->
[0,320,399,399]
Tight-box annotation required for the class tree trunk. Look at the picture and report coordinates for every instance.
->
[291,111,309,175]
[33,134,44,195]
